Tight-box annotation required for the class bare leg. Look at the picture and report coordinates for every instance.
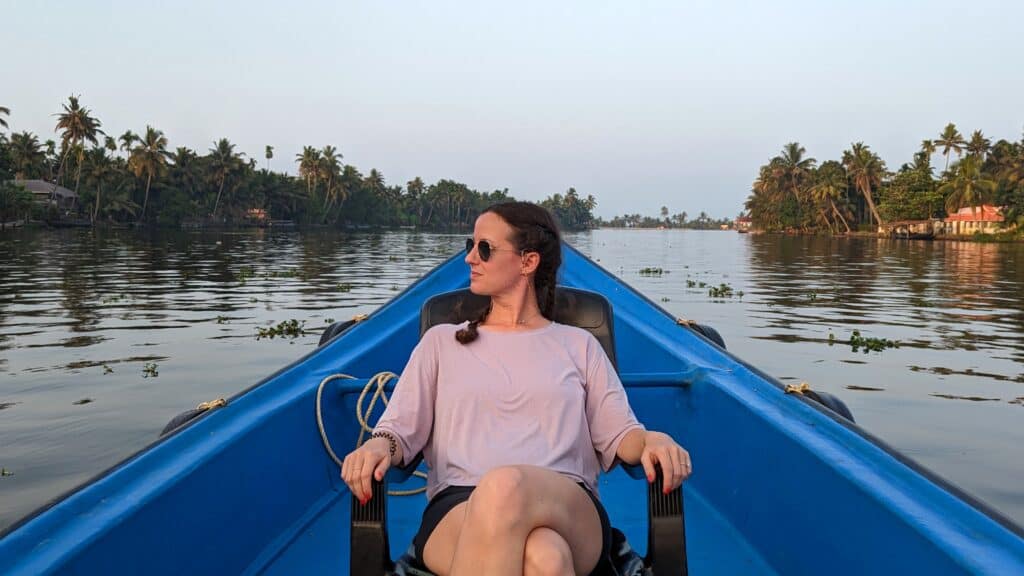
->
[524,527,575,576]
[447,465,603,576]
[422,502,469,575]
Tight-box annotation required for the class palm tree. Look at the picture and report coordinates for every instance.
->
[84,146,113,223]
[9,132,46,179]
[319,145,343,217]
[966,130,991,159]
[935,123,966,175]
[129,126,170,223]
[170,147,201,208]
[54,95,104,203]
[776,142,816,202]
[265,145,274,171]
[920,139,936,157]
[842,142,886,227]
[295,146,321,198]
[939,155,997,215]
[811,161,851,234]
[104,136,117,155]
[119,130,136,158]
[209,138,243,217]
[0,106,9,130]
[407,176,426,224]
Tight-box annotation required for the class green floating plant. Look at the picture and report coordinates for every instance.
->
[829,330,899,353]
[256,319,307,340]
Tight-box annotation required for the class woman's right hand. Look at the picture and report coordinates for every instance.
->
[341,437,393,504]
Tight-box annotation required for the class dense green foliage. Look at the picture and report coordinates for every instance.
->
[0,97,600,230]
[0,182,33,223]
[745,125,1024,233]
[597,209,732,229]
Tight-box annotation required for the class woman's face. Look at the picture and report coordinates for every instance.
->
[465,212,526,295]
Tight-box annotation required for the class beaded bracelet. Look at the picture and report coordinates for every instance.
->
[371,431,397,457]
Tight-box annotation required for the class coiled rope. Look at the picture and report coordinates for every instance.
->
[315,371,427,496]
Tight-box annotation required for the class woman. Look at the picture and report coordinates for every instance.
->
[342,202,692,576]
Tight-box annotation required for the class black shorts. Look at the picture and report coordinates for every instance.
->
[412,482,613,575]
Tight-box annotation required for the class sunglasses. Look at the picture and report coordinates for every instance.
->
[465,238,523,262]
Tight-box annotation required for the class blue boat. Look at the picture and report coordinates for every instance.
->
[2,244,1023,575]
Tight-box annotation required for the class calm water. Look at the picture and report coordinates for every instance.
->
[1,228,1022,531]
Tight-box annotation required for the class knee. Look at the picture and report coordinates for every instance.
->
[466,467,531,532]
[524,528,574,576]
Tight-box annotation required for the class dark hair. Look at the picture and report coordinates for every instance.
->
[456,202,562,344]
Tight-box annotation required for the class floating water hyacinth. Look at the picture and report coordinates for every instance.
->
[256,319,307,340]
[708,283,742,298]
[142,363,159,377]
[829,330,899,353]
[639,267,665,275]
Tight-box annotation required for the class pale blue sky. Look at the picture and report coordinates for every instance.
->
[3,0,1022,218]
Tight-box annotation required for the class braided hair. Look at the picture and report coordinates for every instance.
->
[455,202,563,344]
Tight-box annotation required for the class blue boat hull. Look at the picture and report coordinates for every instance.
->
[2,245,1023,575]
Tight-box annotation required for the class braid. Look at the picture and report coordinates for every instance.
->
[456,301,491,344]
[539,266,557,320]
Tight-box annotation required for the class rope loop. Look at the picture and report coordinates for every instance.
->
[315,371,427,496]
[785,382,812,395]
[196,398,227,411]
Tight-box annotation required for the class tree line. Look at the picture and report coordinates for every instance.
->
[597,208,733,230]
[0,97,601,230]
[745,124,1024,233]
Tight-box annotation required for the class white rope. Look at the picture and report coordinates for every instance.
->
[316,371,427,496]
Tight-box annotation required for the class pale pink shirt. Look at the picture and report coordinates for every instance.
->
[373,320,644,500]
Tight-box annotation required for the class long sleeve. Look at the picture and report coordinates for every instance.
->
[372,328,440,466]
[584,336,645,471]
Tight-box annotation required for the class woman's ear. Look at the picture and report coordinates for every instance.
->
[521,251,541,276]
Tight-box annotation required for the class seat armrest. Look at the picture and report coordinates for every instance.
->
[385,451,425,484]
[621,461,647,481]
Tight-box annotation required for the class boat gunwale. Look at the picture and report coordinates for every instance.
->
[3,240,1022,548]
[0,240,454,540]
[561,242,1024,539]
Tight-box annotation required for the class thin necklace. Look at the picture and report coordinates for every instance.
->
[515,311,543,325]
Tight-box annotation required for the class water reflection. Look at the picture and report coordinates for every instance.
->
[1,228,1022,531]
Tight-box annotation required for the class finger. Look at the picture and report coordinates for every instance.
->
[350,458,365,502]
[342,456,354,492]
[359,457,375,502]
[640,450,656,482]
[667,448,682,492]
[682,449,693,480]
[374,455,390,482]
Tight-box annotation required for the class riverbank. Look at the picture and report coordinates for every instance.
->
[743,229,1024,243]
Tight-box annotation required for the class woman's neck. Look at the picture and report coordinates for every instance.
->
[484,285,546,329]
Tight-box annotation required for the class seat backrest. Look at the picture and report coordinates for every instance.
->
[419,286,618,371]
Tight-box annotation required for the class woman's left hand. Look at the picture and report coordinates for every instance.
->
[640,431,692,493]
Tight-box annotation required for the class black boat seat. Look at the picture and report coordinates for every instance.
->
[350,287,687,576]
[419,286,618,371]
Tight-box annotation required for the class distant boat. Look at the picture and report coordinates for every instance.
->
[1,244,1022,575]
[891,230,935,240]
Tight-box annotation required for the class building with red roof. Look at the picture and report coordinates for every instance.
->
[942,205,1004,235]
